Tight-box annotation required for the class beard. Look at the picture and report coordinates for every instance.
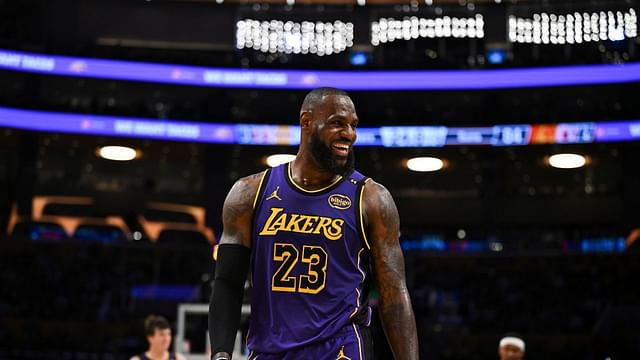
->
[309,131,355,177]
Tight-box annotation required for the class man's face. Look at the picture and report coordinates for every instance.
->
[308,95,358,176]
[499,345,524,360]
[148,328,172,350]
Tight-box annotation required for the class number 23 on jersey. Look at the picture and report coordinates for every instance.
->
[272,243,328,294]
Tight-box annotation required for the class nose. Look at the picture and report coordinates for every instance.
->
[341,125,357,143]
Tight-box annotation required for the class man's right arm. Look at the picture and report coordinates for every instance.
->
[363,181,419,360]
[209,172,263,360]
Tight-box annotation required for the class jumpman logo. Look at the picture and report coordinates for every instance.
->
[266,186,282,201]
[336,346,351,360]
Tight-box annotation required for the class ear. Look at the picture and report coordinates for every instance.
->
[300,111,312,130]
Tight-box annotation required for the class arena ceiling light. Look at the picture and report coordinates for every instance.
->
[406,157,444,172]
[547,153,586,169]
[509,8,637,44]
[371,15,484,46]
[236,19,354,56]
[265,154,296,167]
[97,145,138,161]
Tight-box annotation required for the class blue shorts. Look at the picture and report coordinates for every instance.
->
[247,324,373,360]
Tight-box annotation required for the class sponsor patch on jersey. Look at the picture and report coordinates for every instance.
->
[328,194,352,210]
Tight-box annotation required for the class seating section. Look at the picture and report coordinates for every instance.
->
[10,221,69,242]
[0,240,212,359]
[157,229,210,247]
[0,239,638,358]
[73,224,128,244]
[2,197,639,358]
[5,196,216,246]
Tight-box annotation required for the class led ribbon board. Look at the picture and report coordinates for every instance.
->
[1,49,640,90]
[1,106,639,147]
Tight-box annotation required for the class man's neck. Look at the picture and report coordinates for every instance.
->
[290,156,340,190]
[146,348,169,360]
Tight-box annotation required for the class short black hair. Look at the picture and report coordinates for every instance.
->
[144,315,170,336]
[301,87,350,112]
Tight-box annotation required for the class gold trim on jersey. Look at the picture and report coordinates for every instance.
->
[349,248,367,319]
[355,248,366,281]
[212,244,219,262]
[287,162,343,194]
[349,288,362,319]
[358,178,372,250]
[352,323,364,360]
[253,170,268,209]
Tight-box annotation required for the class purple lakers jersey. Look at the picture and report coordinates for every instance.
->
[247,162,372,353]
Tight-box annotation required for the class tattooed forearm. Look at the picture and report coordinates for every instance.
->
[379,300,416,345]
[366,181,419,360]
[377,250,418,360]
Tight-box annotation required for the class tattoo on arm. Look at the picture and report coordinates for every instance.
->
[219,172,263,248]
[210,173,262,359]
[366,182,419,360]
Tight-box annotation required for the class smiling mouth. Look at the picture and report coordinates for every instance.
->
[331,143,350,157]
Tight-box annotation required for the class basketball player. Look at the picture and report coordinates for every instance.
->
[209,88,419,360]
[130,315,186,360]
[498,335,525,360]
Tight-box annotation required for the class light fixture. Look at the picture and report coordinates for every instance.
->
[98,146,138,161]
[406,157,444,172]
[265,154,296,167]
[236,19,354,56]
[548,153,586,169]
[489,242,503,252]
[371,15,484,46]
[509,8,637,44]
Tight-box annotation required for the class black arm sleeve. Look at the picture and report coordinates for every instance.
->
[209,243,251,355]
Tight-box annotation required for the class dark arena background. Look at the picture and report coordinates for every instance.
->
[1,0,640,359]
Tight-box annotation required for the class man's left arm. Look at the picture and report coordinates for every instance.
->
[363,181,419,360]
